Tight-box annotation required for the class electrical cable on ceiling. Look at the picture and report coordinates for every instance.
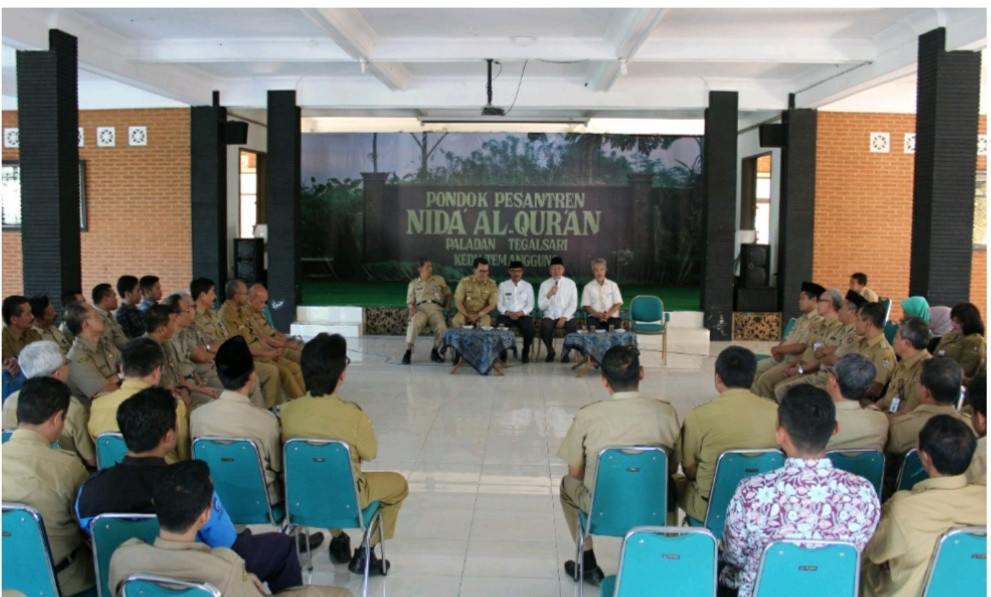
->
[503,60,528,116]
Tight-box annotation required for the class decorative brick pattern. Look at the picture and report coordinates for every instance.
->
[732,312,782,341]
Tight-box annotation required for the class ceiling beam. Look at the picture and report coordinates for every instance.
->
[586,8,667,92]
[300,7,410,91]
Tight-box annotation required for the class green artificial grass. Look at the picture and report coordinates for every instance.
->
[301,280,701,311]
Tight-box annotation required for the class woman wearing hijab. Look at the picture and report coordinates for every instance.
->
[900,295,930,324]
[934,302,987,382]
[928,305,953,353]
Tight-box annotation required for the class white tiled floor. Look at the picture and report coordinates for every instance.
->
[277,336,774,596]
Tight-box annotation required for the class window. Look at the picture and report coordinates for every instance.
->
[974,171,986,247]
[239,150,258,238]
[2,161,87,230]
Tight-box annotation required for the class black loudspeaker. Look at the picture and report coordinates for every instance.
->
[740,243,769,288]
[234,238,264,285]
[735,287,778,312]
[225,121,248,145]
[759,123,785,148]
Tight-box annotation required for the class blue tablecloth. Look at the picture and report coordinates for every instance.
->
[440,328,517,375]
[563,330,638,364]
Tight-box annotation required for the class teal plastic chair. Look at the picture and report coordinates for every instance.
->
[687,449,785,540]
[284,439,384,596]
[2,428,12,443]
[575,446,668,597]
[878,297,892,321]
[91,513,160,597]
[782,317,797,340]
[601,526,717,597]
[96,432,128,470]
[2,503,62,596]
[192,437,285,527]
[119,574,221,597]
[754,539,860,597]
[826,449,884,497]
[896,448,929,492]
[629,296,669,365]
[883,320,899,345]
[921,526,987,596]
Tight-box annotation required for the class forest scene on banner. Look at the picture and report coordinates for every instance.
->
[301,133,703,286]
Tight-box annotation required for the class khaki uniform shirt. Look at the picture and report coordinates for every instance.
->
[2,429,93,596]
[109,538,351,597]
[2,392,95,465]
[877,350,932,413]
[33,324,72,354]
[95,305,129,350]
[169,328,200,380]
[87,378,190,463]
[826,400,889,453]
[966,435,986,486]
[799,316,845,361]
[860,287,879,303]
[557,391,679,494]
[406,275,451,307]
[193,308,231,344]
[147,334,184,390]
[59,321,76,346]
[454,276,498,315]
[676,388,779,521]
[857,333,897,386]
[862,475,986,597]
[191,390,283,504]
[281,392,376,480]
[219,301,260,345]
[786,311,823,345]
[934,332,986,378]
[886,403,973,455]
[2,324,42,360]
[66,335,121,404]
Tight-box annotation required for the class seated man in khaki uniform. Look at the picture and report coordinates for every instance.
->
[756,282,825,379]
[2,341,96,467]
[88,337,190,463]
[451,257,498,328]
[557,344,680,587]
[850,302,898,400]
[220,279,304,402]
[92,282,130,350]
[246,283,302,362]
[109,460,352,597]
[862,415,986,597]
[875,317,932,415]
[29,295,72,354]
[824,353,889,452]
[163,293,219,408]
[2,294,42,376]
[2,377,95,595]
[64,301,121,407]
[675,346,779,524]
[885,357,973,456]
[190,277,274,408]
[849,272,879,303]
[402,258,451,365]
[281,333,409,576]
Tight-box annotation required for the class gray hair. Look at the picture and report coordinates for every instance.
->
[899,317,931,349]
[832,353,876,401]
[18,341,66,379]
[824,288,844,311]
[590,258,607,269]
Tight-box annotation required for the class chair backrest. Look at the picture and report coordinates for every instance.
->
[586,446,668,537]
[192,436,281,526]
[91,513,160,597]
[612,526,717,596]
[284,438,365,531]
[826,449,884,497]
[629,296,663,324]
[878,297,892,322]
[96,432,128,470]
[705,449,785,540]
[119,574,222,597]
[883,320,899,346]
[782,317,797,340]
[2,428,12,443]
[754,539,860,597]
[921,526,987,597]
[895,448,929,492]
[2,503,61,597]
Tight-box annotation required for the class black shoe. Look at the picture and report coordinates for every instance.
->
[561,352,570,363]
[545,352,556,363]
[430,348,444,363]
[500,352,507,363]
[296,531,325,551]
[348,547,390,576]
[522,352,530,364]
[401,350,412,365]
[328,532,351,564]
[563,560,604,586]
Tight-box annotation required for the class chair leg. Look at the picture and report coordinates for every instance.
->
[662,331,668,366]
[575,531,585,597]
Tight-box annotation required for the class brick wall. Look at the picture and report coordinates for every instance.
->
[2,108,193,298]
[814,111,987,321]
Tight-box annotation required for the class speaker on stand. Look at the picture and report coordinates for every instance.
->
[234,238,265,286]
[735,243,777,311]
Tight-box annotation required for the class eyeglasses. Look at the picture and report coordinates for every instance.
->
[477,269,490,274]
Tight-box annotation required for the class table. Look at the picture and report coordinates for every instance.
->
[563,330,639,377]
[440,328,517,376]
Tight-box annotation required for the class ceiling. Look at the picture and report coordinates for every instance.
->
[1,7,986,131]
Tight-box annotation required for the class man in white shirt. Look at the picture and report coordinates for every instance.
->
[496,261,535,363]
[537,256,578,363]
[581,258,623,331]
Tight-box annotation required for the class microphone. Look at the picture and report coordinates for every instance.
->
[555,280,559,287]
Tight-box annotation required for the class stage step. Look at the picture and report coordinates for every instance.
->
[291,306,364,339]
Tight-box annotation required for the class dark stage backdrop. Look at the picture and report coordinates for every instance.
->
[301,132,703,286]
